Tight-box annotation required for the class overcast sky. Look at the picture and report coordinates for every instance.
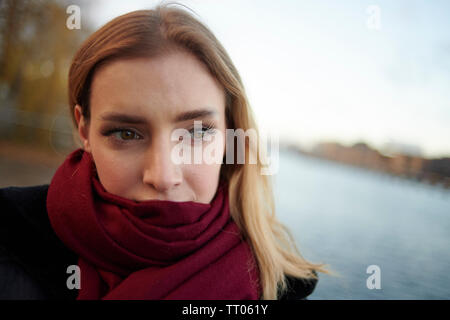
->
[81,0,450,158]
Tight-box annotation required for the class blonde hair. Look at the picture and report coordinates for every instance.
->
[68,3,330,299]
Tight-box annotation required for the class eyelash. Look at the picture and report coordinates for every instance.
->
[102,122,217,143]
[188,122,216,140]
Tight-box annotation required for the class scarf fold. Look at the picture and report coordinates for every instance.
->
[46,149,260,300]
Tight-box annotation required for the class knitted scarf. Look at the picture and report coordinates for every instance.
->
[46,149,260,300]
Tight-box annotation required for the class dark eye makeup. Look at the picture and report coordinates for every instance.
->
[100,121,218,144]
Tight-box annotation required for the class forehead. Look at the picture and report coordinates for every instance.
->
[89,52,226,118]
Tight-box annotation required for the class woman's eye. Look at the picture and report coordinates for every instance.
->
[113,129,140,141]
[189,127,215,140]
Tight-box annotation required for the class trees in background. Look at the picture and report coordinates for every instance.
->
[0,0,92,150]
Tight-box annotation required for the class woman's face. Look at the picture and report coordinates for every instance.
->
[74,50,227,203]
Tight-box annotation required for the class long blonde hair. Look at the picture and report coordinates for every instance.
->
[68,3,330,299]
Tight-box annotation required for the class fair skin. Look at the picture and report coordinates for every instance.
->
[74,50,227,203]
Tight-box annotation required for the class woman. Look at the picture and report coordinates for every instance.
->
[0,4,328,300]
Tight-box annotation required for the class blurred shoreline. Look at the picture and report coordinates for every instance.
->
[0,140,68,167]
[0,140,68,188]
[282,141,450,191]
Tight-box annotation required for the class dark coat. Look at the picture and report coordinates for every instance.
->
[0,185,318,300]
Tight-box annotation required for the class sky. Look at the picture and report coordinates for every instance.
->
[81,0,450,158]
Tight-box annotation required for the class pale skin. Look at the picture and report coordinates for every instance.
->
[74,50,227,203]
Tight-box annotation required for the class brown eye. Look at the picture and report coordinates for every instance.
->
[103,127,143,143]
[120,130,136,140]
[111,129,139,141]
[189,126,216,140]
[191,129,204,140]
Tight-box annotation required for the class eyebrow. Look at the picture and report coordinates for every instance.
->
[100,112,146,124]
[173,109,218,122]
[99,109,218,124]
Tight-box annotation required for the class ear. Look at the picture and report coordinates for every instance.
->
[74,105,91,152]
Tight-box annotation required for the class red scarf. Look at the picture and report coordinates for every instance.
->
[46,149,260,300]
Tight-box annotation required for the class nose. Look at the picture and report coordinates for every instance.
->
[142,136,182,194]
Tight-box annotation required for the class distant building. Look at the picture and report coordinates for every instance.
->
[294,140,448,189]
[380,141,423,158]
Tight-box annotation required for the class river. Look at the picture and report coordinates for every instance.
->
[274,149,450,299]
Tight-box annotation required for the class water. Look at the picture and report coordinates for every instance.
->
[273,149,450,299]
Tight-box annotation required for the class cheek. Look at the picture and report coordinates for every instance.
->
[184,163,223,203]
[90,144,142,197]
